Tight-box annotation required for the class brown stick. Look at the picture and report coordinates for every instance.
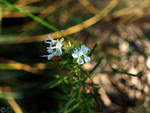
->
[85,84,102,108]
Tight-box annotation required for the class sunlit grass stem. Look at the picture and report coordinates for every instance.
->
[0,2,2,34]
[1,0,78,44]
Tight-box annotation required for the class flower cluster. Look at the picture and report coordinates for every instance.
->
[41,35,63,60]
[72,45,91,65]
[41,35,91,65]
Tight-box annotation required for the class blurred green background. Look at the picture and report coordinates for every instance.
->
[0,0,150,113]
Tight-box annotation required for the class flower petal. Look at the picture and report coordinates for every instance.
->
[81,45,90,54]
[84,55,91,62]
[51,39,62,50]
[72,54,78,58]
[77,57,84,65]
[45,35,54,46]
[40,55,48,57]
[48,35,54,43]
[48,54,54,60]
[54,48,62,56]
[78,50,83,56]
[47,46,53,53]
[72,49,79,58]
[55,39,62,49]
[73,49,78,53]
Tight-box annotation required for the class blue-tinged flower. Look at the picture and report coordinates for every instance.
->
[41,35,55,60]
[45,35,54,47]
[51,39,63,56]
[47,54,54,60]
[41,39,63,60]
[46,46,53,53]
[41,53,54,60]
[72,45,91,65]
[54,48,62,56]
[51,39,62,49]
[72,49,84,65]
[40,54,54,60]
[81,45,91,62]
[81,45,90,54]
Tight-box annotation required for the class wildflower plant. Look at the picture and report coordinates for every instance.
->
[41,35,103,113]
[41,35,91,65]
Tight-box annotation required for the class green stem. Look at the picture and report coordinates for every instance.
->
[0,2,2,34]
[89,42,99,57]
[89,56,104,75]
[1,0,78,44]
[77,65,91,78]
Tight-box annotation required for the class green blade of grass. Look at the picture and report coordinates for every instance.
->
[113,71,141,77]
[63,90,77,113]
[68,40,72,49]
[89,56,103,75]
[66,103,79,113]
[1,0,59,31]
[82,98,92,113]
[0,2,2,34]
[78,65,91,78]
[50,74,72,88]
[1,0,78,44]
[82,57,103,82]
[89,42,99,57]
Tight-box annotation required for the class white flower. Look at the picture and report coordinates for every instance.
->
[41,35,63,60]
[72,49,84,65]
[45,35,54,47]
[54,48,62,56]
[47,54,54,60]
[81,45,91,62]
[41,53,54,60]
[72,45,91,65]
[81,45,90,54]
[51,39,63,56]
[46,46,53,53]
[51,39,62,49]
[40,54,54,60]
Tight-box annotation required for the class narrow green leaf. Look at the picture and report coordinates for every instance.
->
[82,98,92,113]
[89,56,103,75]
[1,0,59,31]
[89,42,99,57]
[43,61,55,64]
[63,91,77,113]
[62,67,71,71]
[68,40,72,48]
[66,103,79,113]
[50,74,72,88]
[1,0,78,44]
[115,71,140,77]
[57,85,70,94]
[78,65,91,78]
[0,2,2,34]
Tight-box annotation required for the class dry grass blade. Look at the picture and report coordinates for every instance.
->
[105,0,150,21]
[14,0,41,6]
[57,0,118,37]
[21,0,72,31]
[0,0,118,44]
[0,3,2,34]
[78,0,99,14]
[7,96,23,113]
[0,57,43,75]
[0,86,23,113]
[2,0,41,18]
